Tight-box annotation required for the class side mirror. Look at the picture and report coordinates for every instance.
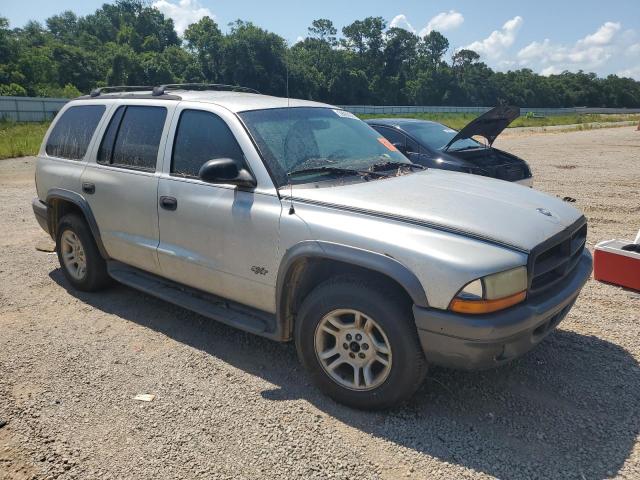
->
[393,142,408,155]
[198,158,256,188]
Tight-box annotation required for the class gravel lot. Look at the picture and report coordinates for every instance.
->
[1,127,639,480]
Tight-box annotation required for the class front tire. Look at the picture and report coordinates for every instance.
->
[56,214,110,292]
[295,276,427,409]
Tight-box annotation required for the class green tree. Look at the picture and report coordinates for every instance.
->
[452,49,480,69]
[46,11,79,43]
[184,17,224,82]
[308,19,337,46]
[420,31,449,68]
[0,83,27,96]
[222,21,287,94]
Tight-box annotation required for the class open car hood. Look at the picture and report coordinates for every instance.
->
[443,105,520,151]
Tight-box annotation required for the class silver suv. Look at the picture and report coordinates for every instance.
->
[32,85,592,409]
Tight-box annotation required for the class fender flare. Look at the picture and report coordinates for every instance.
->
[46,188,109,259]
[276,240,429,330]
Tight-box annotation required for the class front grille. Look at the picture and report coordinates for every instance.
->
[528,219,587,297]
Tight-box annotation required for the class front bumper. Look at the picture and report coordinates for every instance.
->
[32,197,49,234]
[413,249,592,370]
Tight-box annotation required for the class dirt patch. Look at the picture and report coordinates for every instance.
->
[0,427,40,480]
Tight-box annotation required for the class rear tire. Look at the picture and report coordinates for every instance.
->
[295,276,427,410]
[56,214,111,292]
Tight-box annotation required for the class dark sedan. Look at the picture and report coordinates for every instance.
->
[366,105,533,186]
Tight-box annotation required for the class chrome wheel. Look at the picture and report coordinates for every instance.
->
[314,309,392,391]
[60,230,87,280]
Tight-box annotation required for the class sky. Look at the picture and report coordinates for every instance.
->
[3,0,640,79]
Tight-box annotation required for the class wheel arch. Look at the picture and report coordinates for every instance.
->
[46,188,109,259]
[276,241,429,340]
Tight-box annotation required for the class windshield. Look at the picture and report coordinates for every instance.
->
[239,107,411,186]
[402,122,484,151]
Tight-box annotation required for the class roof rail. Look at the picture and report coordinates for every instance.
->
[90,86,154,97]
[152,83,260,96]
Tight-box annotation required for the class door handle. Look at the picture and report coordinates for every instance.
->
[159,196,177,211]
[82,182,95,194]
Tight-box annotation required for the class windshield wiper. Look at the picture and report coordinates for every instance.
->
[288,166,387,179]
[369,161,425,172]
[449,145,485,152]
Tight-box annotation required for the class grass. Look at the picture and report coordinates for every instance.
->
[358,112,640,130]
[0,121,50,160]
[0,113,638,160]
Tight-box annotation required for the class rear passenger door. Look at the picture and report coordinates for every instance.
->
[156,104,282,313]
[81,102,174,275]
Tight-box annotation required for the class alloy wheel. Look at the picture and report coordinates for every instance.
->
[60,230,87,280]
[314,309,392,391]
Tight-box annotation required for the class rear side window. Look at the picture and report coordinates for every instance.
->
[98,105,167,171]
[45,105,105,160]
[171,110,244,178]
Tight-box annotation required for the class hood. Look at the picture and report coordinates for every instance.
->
[288,170,583,252]
[443,105,520,150]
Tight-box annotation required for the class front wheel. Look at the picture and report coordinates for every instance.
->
[295,277,427,409]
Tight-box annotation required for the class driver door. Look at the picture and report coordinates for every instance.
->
[156,104,282,312]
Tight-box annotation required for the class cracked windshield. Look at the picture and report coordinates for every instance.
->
[239,107,415,185]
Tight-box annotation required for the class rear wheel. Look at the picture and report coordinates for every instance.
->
[295,276,427,409]
[56,214,110,291]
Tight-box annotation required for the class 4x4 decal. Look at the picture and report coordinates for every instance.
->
[251,266,268,276]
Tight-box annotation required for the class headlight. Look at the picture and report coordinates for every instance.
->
[449,266,527,314]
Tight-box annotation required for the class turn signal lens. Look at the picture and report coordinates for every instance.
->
[449,290,526,314]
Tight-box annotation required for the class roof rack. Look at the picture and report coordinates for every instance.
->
[152,83,260,96]
[89,86,154,97]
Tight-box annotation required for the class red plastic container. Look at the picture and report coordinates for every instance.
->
[593,239,640,292]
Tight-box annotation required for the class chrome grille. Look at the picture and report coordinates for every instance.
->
[529,220,587,297]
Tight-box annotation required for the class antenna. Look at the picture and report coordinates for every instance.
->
[286,57,290,108]
[285,51,295,215]
[288,181,295,215]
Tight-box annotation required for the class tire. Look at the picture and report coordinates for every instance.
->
[56,213,111,292]
[295,276,427,410]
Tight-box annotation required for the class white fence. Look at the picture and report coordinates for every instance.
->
[1,96,640,122]
[0,96,69,122]
[339,105,640,116]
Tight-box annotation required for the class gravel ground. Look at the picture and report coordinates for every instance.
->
[502,120,638,135]
[1,127,639,480]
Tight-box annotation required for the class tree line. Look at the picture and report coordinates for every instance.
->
[1,0,639,107]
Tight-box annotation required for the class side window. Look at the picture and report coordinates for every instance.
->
[405,136,420,154]
[45,105,105,160]
[171,110,244,178]
[97,106,125,164]
[372,126,405,148]
[98,105,167,171]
